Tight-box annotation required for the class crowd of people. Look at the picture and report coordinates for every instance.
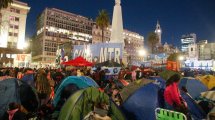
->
[0,66,215,120]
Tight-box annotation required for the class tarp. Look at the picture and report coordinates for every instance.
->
[197,75,215,89]
[62,56,93,66]
[181,91,207,119]
[121,83,163,120]
[58,87,125,120]
[0,78,38,118]
[179,77,208,99]
[53,76,99,106]
[200,91,215,101]
[149,76,166,89]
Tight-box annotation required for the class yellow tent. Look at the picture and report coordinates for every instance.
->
[197,75,215,89]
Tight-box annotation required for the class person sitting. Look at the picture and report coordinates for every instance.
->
[1,102,27,120]
[164,74,189,117]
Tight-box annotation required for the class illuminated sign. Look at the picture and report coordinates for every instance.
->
[73,43,123,64]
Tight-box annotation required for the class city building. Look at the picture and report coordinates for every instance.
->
[32,8,94,66]
[198,42,215,60]
[92,25,144,65]
[163,42,179,54]
[0,0,30,67]
[181,33,196,52]
[154,21,162,46]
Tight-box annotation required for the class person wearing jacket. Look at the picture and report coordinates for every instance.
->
[1,102,27,120]
[164,74,188,115]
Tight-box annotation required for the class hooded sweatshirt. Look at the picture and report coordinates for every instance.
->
[164,82,182,107]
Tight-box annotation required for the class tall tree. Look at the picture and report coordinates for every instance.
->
[147,32,159,54]
[96,9,110,43]
[0,0,13,9]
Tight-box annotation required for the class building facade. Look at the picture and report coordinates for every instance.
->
[198,42,215,60]
[0,0,30,67]
[181,33,196,52]
[92,25,144,65]
[187,44,198,60]
[32,8,94,66]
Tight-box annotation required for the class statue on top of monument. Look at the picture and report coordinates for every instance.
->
[115,0,121,5]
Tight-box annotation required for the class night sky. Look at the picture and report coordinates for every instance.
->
[20,0,215,47]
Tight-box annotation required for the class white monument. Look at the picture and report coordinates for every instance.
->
[110,0,124,45]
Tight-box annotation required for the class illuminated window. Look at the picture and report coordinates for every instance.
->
[16,9,20,14]
[9,24,13,28]
[14,25,19,29]
[9,16,15,21]
[9,32,13,36]
[15,17,19,22]
[14,33,18,37]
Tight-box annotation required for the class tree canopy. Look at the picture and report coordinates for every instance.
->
[167,53,181,61]
[147,32,159,54]
[96,9,110,43]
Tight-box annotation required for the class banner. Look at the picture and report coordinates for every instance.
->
[166,61,179,71]
[14,54,31,67]
[73,43,123,64]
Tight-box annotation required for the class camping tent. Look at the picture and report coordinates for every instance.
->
[95,60,121,67]
[62,56,93,66]
[0,78,38,118]
[149,76,166,89]
[181,91,207,119]
[58,87,125,120]
[179,77,208,99]
[197,75,215,89]
[53,76,98,106]
[158,70,181,81]
[120,79,153,101]
[121,83,163,120]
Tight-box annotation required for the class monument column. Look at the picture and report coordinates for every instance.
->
[110,0,124,45]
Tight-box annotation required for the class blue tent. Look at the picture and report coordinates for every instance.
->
[53,76,98,106]
[179,77,208,99]
[0,78,38,118]
[149,76,166,89]
[22,74,34,87]
[121,83,163,120]
[181,91,207,119]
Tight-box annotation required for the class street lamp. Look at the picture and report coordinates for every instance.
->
[138,49,146,57]
[178,56,184,61]
[178,55,184,70]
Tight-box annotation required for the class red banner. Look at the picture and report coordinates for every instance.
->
[166,61,179,71]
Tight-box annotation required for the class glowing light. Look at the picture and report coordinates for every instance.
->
[178,56,184,61]
[138,49,146,56]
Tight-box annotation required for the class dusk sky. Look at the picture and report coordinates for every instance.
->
[21,0,215,47]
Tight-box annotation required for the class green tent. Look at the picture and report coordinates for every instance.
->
[159,70,181,81]
[58,87,125,120]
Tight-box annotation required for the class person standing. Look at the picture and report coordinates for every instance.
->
[35,69,51,105]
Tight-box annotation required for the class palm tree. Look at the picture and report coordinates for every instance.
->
[147,32,159,54]
[96,9,110,43]
[0,0,13,9]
